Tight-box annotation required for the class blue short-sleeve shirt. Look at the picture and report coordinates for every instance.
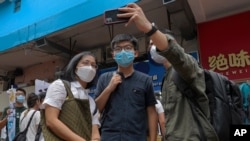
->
[94,70,156,141]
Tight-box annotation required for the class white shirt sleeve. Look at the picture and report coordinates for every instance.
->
[89,97,100,126]
[155,100,164,114]
[43,79,66,110]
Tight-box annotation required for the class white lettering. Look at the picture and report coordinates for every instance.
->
[234,129,247,136]
[239,69,243,74]
[241,129,247,135]
[232,70,237,74]
[234,129,241,136]
[218,68,249,77]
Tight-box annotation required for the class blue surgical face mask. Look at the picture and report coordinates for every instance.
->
[16,95,25,103]
[114,50,134,67]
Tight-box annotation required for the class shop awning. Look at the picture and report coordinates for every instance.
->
[0,0,138,52]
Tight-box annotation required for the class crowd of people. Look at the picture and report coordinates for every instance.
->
[0,2,243,141]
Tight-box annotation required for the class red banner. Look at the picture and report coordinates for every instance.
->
[198,11,250,81]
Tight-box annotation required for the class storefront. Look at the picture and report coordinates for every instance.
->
[198,11,250,82]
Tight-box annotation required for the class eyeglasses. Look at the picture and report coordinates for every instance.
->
[82,60,98,69]
[113,45,134,52]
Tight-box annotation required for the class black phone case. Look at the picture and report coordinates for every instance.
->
[104,9,129,25]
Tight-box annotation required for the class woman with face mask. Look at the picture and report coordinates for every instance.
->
[42,52,100,141]
[19,93,41,141]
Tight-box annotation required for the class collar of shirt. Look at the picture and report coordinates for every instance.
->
[70,81,89,99]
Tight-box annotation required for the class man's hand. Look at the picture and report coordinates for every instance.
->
[106,73,122,92]
[118,3,152,33]
[6,109,11,116]
[118,3,169,52]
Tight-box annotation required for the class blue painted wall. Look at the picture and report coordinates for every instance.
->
[0,0,138,52]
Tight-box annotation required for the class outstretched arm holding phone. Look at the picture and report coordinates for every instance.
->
[117,3,169,52]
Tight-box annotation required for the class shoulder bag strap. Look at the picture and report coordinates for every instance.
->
[62,80,74,99]
[20,110,28,123]
[23,111,37,132]
[35,122,42,141]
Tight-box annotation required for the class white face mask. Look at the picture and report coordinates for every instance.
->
[39,104,45,109]
[150,45,167,64]
[76,66,96,82]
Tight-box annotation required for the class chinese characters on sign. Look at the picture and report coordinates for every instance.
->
[208,50,250,76]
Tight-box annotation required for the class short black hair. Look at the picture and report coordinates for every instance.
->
[16,88,26,96]
[111,34,138,50]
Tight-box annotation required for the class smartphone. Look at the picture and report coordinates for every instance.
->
[104,9,129,25]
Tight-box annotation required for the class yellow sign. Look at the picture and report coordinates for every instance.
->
[208,50,250,71]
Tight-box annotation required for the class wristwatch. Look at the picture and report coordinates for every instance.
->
[145,24,158,37]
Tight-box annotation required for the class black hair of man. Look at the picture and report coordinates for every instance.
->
[16,88,26,96]
[111,34,138,50]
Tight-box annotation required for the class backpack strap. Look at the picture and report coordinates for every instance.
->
[172,70,207,141]
[172,70,196,98]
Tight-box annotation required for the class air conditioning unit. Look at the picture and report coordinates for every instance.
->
[0,81,8,91]
[35,38,72,59]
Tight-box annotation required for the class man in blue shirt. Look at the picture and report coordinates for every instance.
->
[95,34,158,141]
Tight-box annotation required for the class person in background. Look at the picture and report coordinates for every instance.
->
[117,3,218,141]
[149,40,172,71]
[34,91,46,141]
[239,80,250,125]
[94,33,158,141]
[155,93,165,141]
[1,88,27,141]
[19,93,41,141]
[43,51,100,141]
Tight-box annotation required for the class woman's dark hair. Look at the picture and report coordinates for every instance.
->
[62,51,98,88]
[27,93,39,108]
[23,92,39,117]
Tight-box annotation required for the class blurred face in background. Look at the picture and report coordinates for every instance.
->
[16,90,26,104]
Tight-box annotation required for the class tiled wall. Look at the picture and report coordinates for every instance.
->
[15,59,67,85]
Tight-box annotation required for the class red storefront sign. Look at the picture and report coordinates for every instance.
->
[198,11,250,81]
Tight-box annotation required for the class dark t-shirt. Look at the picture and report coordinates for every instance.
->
[2,106,27,141]
[95,71,156,141]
